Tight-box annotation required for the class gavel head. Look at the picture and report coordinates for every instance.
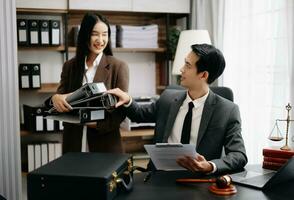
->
[215,175,232,188]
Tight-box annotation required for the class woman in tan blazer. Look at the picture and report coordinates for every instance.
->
[51,12,129,153]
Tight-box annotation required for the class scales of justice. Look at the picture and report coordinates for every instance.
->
[269,103,294,151]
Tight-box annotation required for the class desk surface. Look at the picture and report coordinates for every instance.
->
[117,170,294,200]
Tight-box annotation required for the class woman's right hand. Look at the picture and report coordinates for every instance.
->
[51,93,72,112]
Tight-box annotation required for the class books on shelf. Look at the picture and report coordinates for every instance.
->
[27,142,62,172]
[117,24,158,48]
[262,147,294,171]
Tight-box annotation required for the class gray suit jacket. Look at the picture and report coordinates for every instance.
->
[126,89,247,173]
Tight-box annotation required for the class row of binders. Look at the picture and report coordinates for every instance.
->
[19,63,41,89]
[23,105,64,133]
[69,24,158,48]
[27,142,62,172]
[17,19,60,46]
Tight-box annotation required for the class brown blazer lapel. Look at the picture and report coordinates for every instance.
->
[196,91,217,147]
[93,54,110,83]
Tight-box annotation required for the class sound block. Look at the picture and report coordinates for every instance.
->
[209,183,237,195]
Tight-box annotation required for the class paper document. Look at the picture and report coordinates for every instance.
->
[144,143,197,171]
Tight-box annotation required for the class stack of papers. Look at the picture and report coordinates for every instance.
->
[110,25,116,48]
[144,143,197,171]
[117,24,158,48]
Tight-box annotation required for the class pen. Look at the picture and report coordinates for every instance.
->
[144,171,152,183]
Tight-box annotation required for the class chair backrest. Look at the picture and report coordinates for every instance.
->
[166,85,234,102]
[0,194,6,200]
[210,86,234,102]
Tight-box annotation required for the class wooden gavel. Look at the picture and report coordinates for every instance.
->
[176,175,232,189]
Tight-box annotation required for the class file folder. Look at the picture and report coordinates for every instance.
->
[27,144,35,172]
[28,20,40,45]
[23,105,45,132]
[46,118,54,131]
[19,64,30,89]
[30,64,41,89]
[40,20,50,45]
[45,109,105,124]
[50,20,60,45]
[17,19,28,46]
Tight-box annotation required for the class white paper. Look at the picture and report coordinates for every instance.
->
[52,29,60,45]
[46,118,54,131]
[32,75,40,88]
[41,143,48,165]
[34,144,41,169]
[30,31,39,44]
[54,143,62,159]
[19,30,27,42]
[41,31,49,44]
[59,121,64,130]
[27,144,35,172]
[36,116,43,131]
[144,143,197,171]
[21,75,30,88]
[48,143,55,162]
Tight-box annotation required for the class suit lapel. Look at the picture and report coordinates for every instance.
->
[162,91,186,142]
[93,54,110,84]
[196,91,217,147]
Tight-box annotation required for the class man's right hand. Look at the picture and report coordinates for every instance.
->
[107,88,131,108]
[51,93,72,112]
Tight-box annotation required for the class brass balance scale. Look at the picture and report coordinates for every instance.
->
[268,103,294,150]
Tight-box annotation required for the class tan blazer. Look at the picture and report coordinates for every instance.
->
[57,54,129,153]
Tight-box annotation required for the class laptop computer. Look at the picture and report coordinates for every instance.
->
[230,157,294,190]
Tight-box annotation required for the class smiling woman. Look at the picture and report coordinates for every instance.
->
[50,12,129,154]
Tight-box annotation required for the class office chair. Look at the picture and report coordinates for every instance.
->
[166,85,234,102]
[0,194,6,200]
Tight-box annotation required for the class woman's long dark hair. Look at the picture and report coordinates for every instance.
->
[72,12,113,89]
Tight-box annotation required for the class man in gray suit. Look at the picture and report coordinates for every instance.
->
[108,44,247,174]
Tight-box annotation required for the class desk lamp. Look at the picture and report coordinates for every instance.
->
[172,30,211,75]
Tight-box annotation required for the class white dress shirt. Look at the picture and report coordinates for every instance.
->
[168,90,217,173]
[81,53,103,152]
[168,91,209,144]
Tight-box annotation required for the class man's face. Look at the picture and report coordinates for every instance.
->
[88,21,109,55]
[181,51,205,89]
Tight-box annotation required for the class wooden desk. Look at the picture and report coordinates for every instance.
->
[117,170,294,200]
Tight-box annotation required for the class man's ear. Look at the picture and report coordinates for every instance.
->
[200,71,209,81]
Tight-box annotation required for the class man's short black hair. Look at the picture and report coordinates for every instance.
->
[191,44,225,84]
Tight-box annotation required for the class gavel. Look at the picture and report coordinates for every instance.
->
[176,175,232,189]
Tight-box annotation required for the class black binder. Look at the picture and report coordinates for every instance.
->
[30,64,41,89]
[23,104,45,132]
[19,64,30,89]
[49,20,60,46]
[40,20,50,46]
[17,19,28,46]
[28,20,40,45]
[27,152,133,200]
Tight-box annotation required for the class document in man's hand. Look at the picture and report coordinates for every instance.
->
[144,143,197,171]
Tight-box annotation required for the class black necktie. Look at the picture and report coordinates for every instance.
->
[181,102,194,144]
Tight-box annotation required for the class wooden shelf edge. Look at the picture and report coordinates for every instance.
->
[120,128,154,138]
[17,8,68,14]
[18,45,65,52]
[38,83,59,93]
[68,47,165,53]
